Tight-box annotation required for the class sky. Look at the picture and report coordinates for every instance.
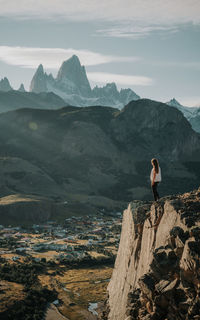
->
[0,0,200,106]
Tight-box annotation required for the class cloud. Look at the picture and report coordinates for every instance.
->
[0,0,200,24]
[0,46,139,69]
[97,24,179,39]
[1,0,199,39]
[87,72,153,86]
[150,61,200,69]
[1,1,200,39]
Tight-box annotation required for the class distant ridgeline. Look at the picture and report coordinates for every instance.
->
[0,99,200,224]
[0,55,200,133]
[29,55,140,109]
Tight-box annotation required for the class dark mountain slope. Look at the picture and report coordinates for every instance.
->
[0,90,66,113]
[0,99,200,223]
[111,99,199,159]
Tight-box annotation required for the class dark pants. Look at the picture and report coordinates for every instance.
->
[152,182,160,201]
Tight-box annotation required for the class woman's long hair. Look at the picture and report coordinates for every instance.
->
[151,158,159,174]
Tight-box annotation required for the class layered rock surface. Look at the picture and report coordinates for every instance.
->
[102,188,200,320]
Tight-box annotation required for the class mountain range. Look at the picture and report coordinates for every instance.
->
[167,98,200,133]
[0,90,66,113]
[29,55,140,108]
[0,55,200,132]
[0,99,200,224]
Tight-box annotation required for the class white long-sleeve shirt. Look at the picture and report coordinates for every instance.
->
[150,167,162,182]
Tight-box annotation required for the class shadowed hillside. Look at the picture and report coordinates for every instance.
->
[0,99,200,223]
[0,90,66,113]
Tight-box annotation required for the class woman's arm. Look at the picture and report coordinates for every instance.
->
[152,169,156,186]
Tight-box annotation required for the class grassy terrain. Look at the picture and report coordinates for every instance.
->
[39,265,112,320]
[0,259,112,320]
[0,280,25,313]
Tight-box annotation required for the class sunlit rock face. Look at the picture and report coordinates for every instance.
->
[102,188,200,320]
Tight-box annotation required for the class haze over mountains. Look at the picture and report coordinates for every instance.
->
[0,55,200,224]
[0,55,200,132]
[167,98,200,133]
[0,91,66,113]
[30,55,140,108]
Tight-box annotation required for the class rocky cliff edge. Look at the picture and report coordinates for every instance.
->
[100,189,200,320]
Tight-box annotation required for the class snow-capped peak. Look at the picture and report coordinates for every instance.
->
[167,98,182,107]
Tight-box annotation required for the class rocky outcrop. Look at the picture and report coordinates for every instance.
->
[119,88,140,105]
[103,188,200,320]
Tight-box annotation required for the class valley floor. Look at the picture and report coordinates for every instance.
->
[0,212,120,319]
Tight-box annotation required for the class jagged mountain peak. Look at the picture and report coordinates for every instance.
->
[18,83,26,92]
[166,98,182,107]
[105,82,118,89]
[29,55,141,107]
[37,64,44,73]
[167,98,182,107]
[104,82,118,94]
[56,55,91,96]
[119,87,140,104]
[0,77,13,92]
[67,54,81,64]
[57,55,82,80]
[1,77,10,84]
[30,64,47,93]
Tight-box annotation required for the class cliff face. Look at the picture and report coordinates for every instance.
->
[102,189,200,320]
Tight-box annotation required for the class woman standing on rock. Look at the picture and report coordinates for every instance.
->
[150,158,161,201]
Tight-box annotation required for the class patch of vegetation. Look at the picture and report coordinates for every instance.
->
[0,287,58,320]
[61,255,115,269]
[0,262,46,287]
[0,262,58,320]
[0,237,19,249]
